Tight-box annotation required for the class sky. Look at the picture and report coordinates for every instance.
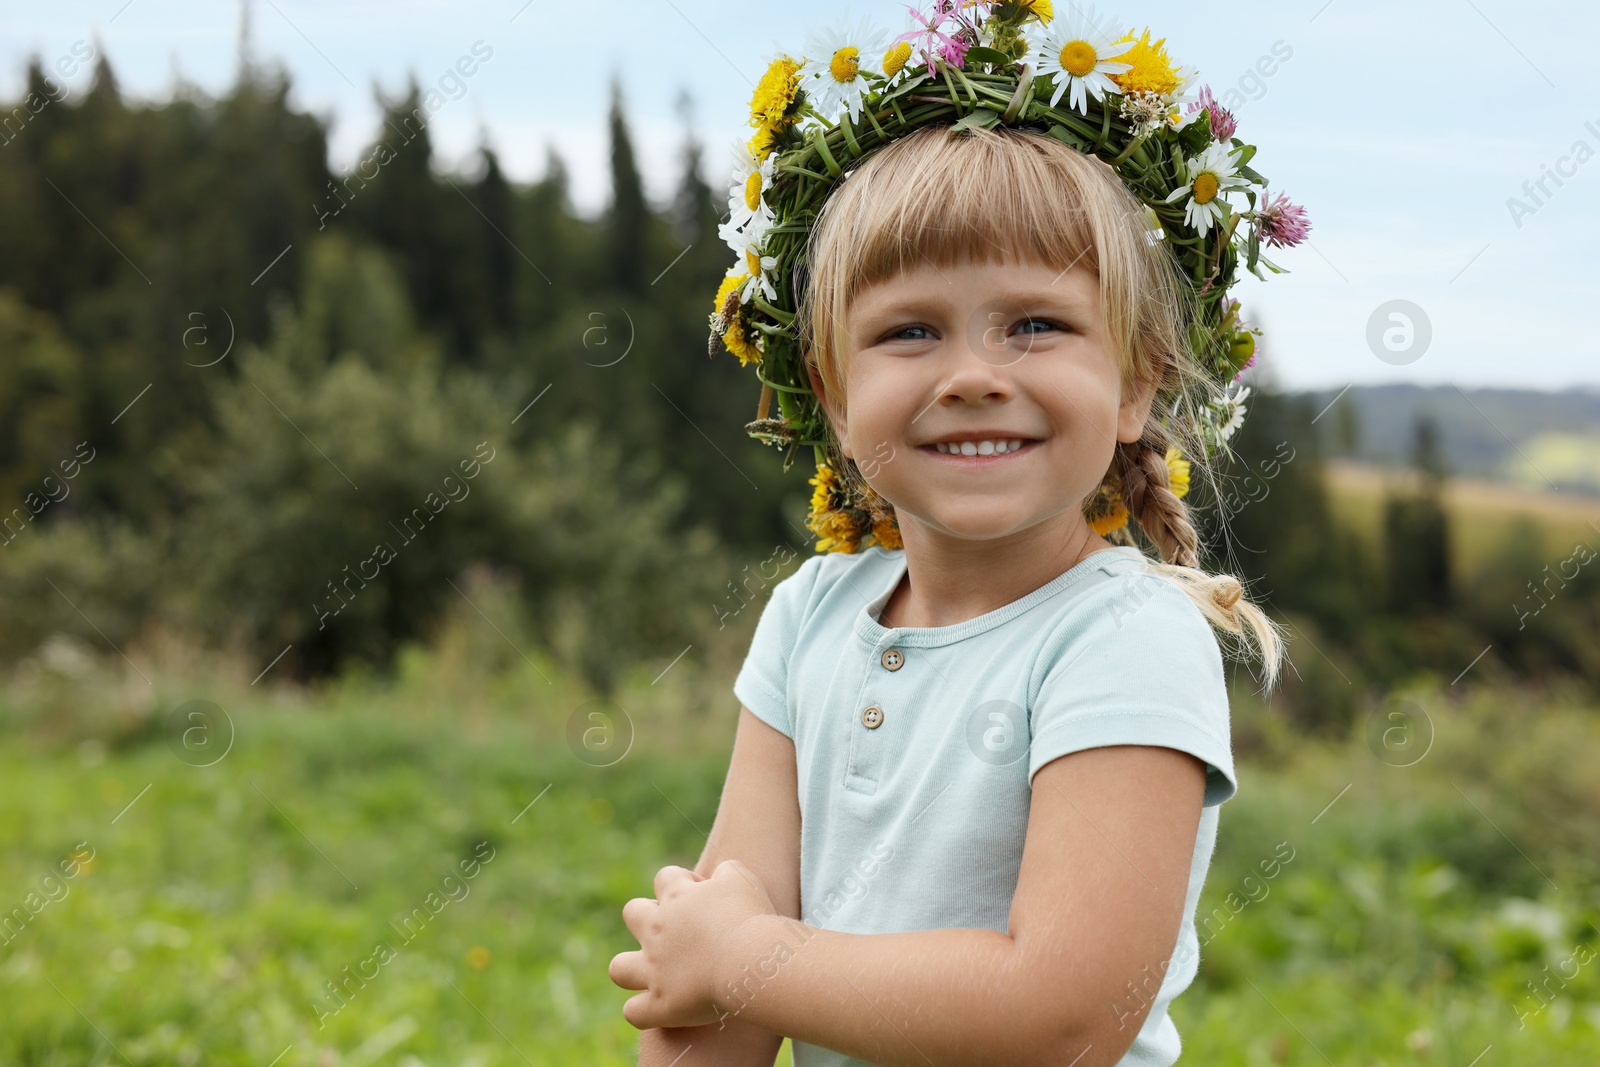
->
[2,0,1597,393]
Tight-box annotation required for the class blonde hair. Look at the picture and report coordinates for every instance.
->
[796,124,1284,689]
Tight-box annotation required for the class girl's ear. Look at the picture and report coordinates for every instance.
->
[1116,366,1160,445]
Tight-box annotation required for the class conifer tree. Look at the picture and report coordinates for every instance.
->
[606,77,648,295]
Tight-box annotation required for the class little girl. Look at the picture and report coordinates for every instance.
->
[611,8,1299,1063]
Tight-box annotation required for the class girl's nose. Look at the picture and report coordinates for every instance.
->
[937,314,1020,403]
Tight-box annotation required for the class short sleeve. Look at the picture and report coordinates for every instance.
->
[1027,568,1238,807]
[731,554,824,739]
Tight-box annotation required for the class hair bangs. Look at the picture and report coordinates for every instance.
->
[839,130,1102,301]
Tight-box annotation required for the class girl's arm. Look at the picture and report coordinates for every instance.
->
[709,744,1208,1067]
[638,706,801,1067]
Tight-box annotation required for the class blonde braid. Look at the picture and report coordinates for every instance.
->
[1112,433,1198,568]
[1110,432,1285,688]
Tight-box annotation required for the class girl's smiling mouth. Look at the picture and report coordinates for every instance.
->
[918,434,1042,462]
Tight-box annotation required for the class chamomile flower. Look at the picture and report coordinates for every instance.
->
[718,202,772,255]
[1164,141,1251,237]
[719,140,777,249]
[1215,382,1251,441]
[738,242,779,305]
[1157,64,1204,129]
[804,18,884,124]
[1028,5,1133,116]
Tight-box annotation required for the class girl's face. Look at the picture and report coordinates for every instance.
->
[814,256,1155,548]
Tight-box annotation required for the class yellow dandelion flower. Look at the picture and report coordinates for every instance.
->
[723,316,761,366]
[1085,478,1130,535]
[815,511,862,553]
[1088,499,1130,536]
[807,462,862,553]
[1109,29,1183,97]
[1023,0,1054,23]
[713,271,745,315]
[870,512,903,550]
[748,126,775,160]
[808,461,836,512]
[749,56,803,155]
[1166,444,1190,499]
[711,271,762,365]
[467,946,491,969]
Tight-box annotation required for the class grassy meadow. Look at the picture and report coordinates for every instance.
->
[1,481,1598,1066]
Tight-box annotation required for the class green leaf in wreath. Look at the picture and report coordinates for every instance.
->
[950,107,1003,133]
[878,71,931,104]
[1176,119,1211,155]
[1044,122,1088,151]
[961,46,1013,69]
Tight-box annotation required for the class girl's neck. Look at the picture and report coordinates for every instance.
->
[876,518,1115,630]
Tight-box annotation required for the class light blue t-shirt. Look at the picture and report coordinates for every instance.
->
[731,544,1238,1067]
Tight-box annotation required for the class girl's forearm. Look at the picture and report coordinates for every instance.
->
[714,915,1078,1067]
[639,1018,783,1067]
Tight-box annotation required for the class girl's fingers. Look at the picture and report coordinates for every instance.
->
[608,949,647,991]
[653,863,693,897]
[619,895,655,936]
[621,991,661,1031]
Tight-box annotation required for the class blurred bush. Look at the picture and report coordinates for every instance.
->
[0,236,726,694]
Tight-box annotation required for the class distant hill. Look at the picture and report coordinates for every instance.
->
[1285,383,1600,498]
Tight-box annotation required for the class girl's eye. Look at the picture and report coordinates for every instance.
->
[1013,317,1068,336]
[888,324,935,341]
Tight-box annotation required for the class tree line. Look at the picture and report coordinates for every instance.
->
[0,53,1593,716]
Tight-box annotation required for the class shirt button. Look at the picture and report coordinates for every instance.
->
[861,705,884,729]
[880,648,905,671]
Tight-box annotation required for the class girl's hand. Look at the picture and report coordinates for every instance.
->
[609,860,778,1030]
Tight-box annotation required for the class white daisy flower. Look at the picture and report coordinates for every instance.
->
[804,18,884,124]
[718,208,770,255]
[737,242,779,305]
[720,139,777,248]
[1163,142,1252,237]
[1028,5,1133,116]
[1216,383,1251,441]
[1165,65,1205,129]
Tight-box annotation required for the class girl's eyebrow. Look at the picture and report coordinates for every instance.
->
[857,290,1094,319]
[988,289,1097,311]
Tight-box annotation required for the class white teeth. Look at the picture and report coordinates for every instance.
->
[934,438,1030,455]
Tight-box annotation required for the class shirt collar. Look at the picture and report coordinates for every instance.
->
[852,545,1148,648]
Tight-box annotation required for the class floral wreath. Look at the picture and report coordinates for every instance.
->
[707,0,1310,554]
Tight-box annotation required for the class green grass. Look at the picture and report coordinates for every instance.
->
[1,604,1597,1064]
